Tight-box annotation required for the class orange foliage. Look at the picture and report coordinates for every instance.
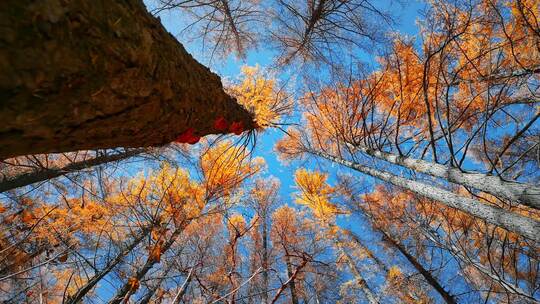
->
[201,141,265,197]
[294,168,343,220]
[228,65,292,128]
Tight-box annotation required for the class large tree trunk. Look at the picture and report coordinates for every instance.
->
[350,144,540,211]
[310,150,540,242]
[0,0,255,160]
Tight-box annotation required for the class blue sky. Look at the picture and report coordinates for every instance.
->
[140,4,478,302]
[146,0,427,200]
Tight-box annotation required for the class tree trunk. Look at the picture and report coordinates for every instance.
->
[262,214,270,304]
[109,223,186,304]
[340,228,388,272]
[67,228,150,304]
[377,228,457,304]
[271,254,307,304]
[0,0,254,159]
[171,267,194,304]
[334,241,379,304]
[311,150,540,242]
[0,148,146,192]
[350,144,540,211]
[139,266,175,304]
[284,253,300,304]
[417,224,538,303]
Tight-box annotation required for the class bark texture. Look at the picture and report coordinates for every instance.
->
[311,150,540,242]
[0,0,255,159]
[352,145,540,211]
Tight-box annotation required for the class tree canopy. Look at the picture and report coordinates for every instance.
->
[1,0,539,303]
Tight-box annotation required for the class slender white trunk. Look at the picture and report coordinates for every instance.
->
[340,228,388,272]
[311,150,540,242]
[334,241,379,304]
[351,144,540,211]
[171,267,194,304]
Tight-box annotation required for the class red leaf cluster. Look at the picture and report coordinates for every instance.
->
[229,121,244,135]
[214,117,229,132]
[175,128,200,144]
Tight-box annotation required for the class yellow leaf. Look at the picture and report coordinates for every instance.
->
[294,169,342,219]
[228,65,291,128]
[151,229,160,241]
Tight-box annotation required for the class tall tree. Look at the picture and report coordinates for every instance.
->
[0,0,256,159]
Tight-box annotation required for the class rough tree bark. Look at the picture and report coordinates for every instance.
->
[0,0,255,160]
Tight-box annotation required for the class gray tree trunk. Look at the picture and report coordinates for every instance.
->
[0,148,146,192]
[334,240,379,304]
[284,253,300,304]
[350,144,540,210]
[262,214,270,304]
[311,149,540,242]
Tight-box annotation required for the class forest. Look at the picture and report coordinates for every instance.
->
[0,0,539,303]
